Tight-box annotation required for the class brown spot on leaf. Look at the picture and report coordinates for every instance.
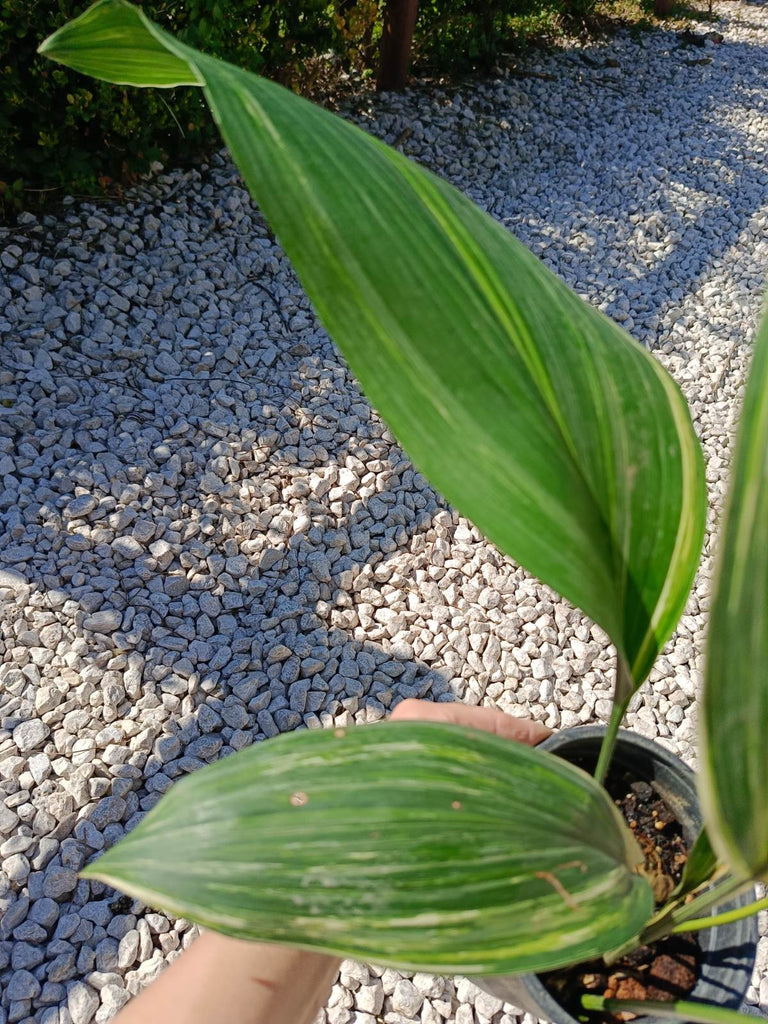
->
[535,870,579,910]
[556,859,588,873]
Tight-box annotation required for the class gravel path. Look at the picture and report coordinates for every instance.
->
[1,3,767,1022]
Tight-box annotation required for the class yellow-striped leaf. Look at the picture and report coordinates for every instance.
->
[700,303,768,880]
[82,722,653,973]
[39,0,706,694]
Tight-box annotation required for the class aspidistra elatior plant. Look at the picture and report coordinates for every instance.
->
[39,0,767,1002]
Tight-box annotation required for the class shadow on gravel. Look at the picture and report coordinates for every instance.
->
[0,227,482,917]
[482,17,767,350]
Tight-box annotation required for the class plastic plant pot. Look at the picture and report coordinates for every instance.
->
[478,725,758,1024]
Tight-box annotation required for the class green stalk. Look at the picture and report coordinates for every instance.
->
[594,659,633,786]
[581,994,758,1024]
[671,893,768,934]
[638,875,748,946]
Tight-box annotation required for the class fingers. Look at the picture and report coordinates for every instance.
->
[390,698,552,747]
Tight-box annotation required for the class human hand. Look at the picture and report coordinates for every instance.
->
[390,697,552,746]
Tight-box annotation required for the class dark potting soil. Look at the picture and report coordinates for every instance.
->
[541,772,701,1021]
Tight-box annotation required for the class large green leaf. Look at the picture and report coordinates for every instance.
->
[39,0,705,693]
[82,722,653,973]
[700,304,768,880]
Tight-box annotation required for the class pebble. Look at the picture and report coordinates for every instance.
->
[4,853,31,883]
[356,983,384,1014]
[0,567,28,591]
[391,980,423,1017]
[100,983,130,1015]
[81,610,123,633]
[65,494,97,518]
[67,982,100,1024]
[111,536,144,559]
[117,930,140,969]
[42,869,79,900]
[12,720,50,753]
[7,970,41,1001]
[29,898,60,931]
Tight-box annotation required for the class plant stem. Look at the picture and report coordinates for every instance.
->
[671,892,768,934]
[639,875,748,945]
[594,670,631,786]
[581,995,758,1024]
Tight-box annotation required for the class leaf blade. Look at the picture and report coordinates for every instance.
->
[39,0,706,692]
[700,302,768,879]
[195,50,705,688]
[582,996,758,1024]
[83,722,653,974]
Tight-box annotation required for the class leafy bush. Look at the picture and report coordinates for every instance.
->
[416,0,540,68]
[0,0,343,216]
[415,0,598,72]
[2,0,605,216]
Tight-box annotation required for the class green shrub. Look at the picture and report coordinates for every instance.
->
[416,0,537,69]
[415,0,598,71]
[2,0,600,218]
[0,0,344,217]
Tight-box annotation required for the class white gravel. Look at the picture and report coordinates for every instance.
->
[1,2,767,1022]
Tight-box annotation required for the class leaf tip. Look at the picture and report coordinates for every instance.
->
[80,847,119,882]
[37,28,60,58]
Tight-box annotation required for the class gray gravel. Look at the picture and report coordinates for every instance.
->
[1,1,767,1021]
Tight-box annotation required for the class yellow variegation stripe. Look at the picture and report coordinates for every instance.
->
[629,352,709,682]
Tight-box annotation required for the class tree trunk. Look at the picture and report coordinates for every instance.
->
[377,0,419,92]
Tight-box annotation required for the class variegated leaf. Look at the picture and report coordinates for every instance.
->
[40,0,706,694]
[82,722,653,973]
[701,303,768,880]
